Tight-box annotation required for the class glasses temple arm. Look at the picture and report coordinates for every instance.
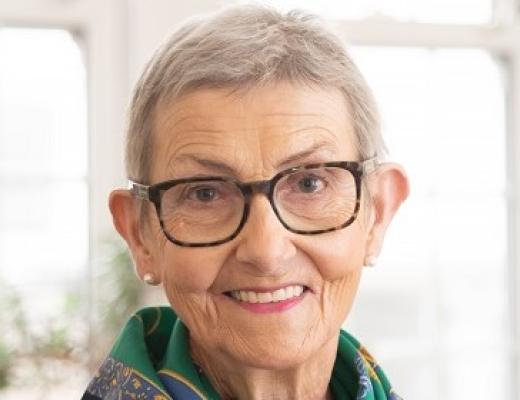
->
[361,157,379,175]
[128,180,150,200]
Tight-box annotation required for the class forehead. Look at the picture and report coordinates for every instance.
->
[151,82,357,181]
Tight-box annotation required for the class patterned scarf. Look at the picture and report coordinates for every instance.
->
[82,307,402,400]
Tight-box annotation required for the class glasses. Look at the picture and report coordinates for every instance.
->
[129,159,378,247]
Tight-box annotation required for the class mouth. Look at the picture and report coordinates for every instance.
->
[224,285,310,304]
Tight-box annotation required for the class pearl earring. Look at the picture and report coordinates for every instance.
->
[143,272,159,285]
[364,255,378,268]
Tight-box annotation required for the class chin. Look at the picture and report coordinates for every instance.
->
[224,336,321,370]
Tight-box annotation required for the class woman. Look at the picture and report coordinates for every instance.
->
[83,5,408,400]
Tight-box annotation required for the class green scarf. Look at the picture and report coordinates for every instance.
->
[82,307,402,400]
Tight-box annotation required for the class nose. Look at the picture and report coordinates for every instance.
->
[234,194,296,276]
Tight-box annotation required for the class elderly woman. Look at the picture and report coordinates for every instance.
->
[83,5,408,400]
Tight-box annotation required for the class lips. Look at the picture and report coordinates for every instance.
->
[225,285,309,304]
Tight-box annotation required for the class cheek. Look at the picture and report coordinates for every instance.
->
[303,222,367,325]
[158,247,230,334]
[145,210,221,291]
[160,247,227,294]
[309,222,367,280]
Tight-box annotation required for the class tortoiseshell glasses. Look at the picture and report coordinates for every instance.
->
[129,159,378,247]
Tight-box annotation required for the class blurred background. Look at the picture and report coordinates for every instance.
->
[0,0,518,399]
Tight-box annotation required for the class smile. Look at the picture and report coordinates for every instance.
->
[227,285,308,304]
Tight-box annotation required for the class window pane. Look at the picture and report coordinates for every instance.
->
[255,0,494,24]
[0,28,87,178]
[345,47,508,399]
[0,181,88,283]
[0,27,89,397]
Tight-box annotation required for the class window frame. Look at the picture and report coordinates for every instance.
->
[0,0,129,371]
[329,1,520,398]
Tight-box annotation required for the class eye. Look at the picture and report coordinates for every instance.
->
[297,175,325,193]
[190,186,217,202]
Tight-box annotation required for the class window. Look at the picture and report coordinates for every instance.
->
[245,0,515,398]
[346,46,508,399]
[0,27,89,395]
[0,1,127,398]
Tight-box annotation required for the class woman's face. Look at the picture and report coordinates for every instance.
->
[145,82,371,368]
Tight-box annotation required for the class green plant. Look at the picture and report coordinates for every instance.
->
[97,238,144,335]
[0,238,145,390]
[87,237,146,371]
[0,341,11,389]
[0,281,22,389]
[0,279,84,390]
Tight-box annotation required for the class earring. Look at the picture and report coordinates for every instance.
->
[143,272,159,285]
[364,255,378,268]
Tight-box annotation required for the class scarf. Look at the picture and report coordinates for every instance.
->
[82,307,402,400]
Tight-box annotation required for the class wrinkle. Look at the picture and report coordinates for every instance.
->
[165,135,228,162]
[162,139,257,180]
[148,84,361,400]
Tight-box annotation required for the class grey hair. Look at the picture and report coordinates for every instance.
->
[125,4,386,183]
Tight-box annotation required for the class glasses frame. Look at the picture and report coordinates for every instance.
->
[128,159,378,247]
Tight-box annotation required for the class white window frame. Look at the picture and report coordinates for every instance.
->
[328,1,520,398]
[0,0,129,368]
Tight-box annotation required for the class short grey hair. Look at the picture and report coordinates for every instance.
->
[126,4,386,183]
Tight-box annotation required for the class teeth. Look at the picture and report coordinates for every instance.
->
[230,285,306,304]
[257,292,272,303]
[246,291,258,303]
[272,288,284,301]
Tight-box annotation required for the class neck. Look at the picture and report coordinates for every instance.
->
[189,335,338,400]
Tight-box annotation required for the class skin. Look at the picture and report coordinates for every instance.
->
[110,82,409,400]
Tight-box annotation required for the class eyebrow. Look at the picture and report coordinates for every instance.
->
[172,141,338,177]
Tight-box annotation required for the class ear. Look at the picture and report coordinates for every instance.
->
[364,162,409,260]
[108,189,160,283]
